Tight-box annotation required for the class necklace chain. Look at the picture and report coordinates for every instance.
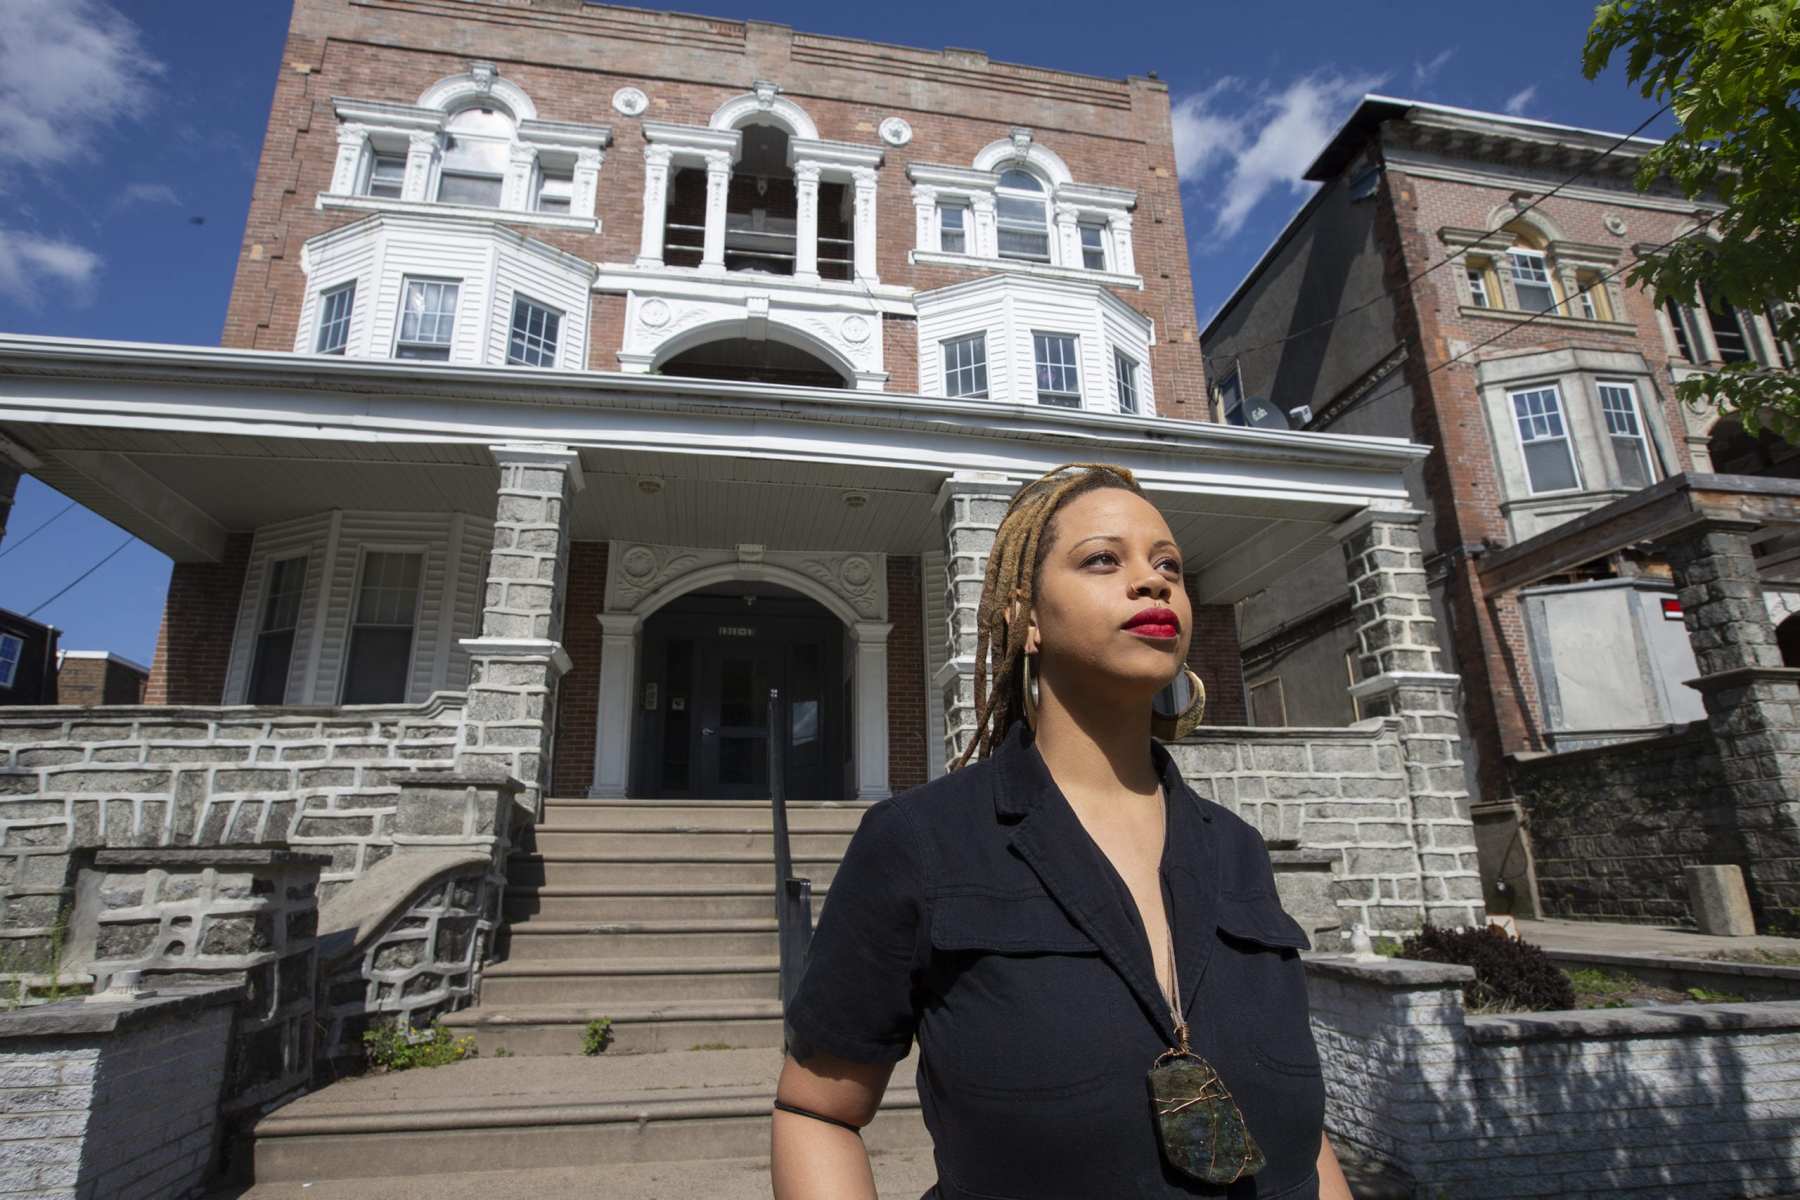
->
[1158,787,1188,1055]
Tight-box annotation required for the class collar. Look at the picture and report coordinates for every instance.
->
[985,720,1221,1049]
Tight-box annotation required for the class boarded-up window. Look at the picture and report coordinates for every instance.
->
[1248,676,1287,727]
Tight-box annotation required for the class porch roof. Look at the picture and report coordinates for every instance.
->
[1477,472,1800,596]
[0,335,1429,604]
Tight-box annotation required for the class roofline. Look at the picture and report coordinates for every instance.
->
[57,649,151,675]
[0,333,1427,474]
[1199,182,1336,345]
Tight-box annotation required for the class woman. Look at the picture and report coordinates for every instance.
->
[771,463,1351,1200]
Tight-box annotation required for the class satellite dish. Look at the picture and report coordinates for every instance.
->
[1242,396,1291,431]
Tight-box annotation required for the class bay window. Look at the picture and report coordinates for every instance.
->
[395,278,460,361]
[248,556,306,705]
[1033,332,1081,407]
[314,283,355,355]
[1598,381,1655,489]
[507,296,562,367]
[1511,385,1581,493]
[341,551,423,704]
[943,334,988,399]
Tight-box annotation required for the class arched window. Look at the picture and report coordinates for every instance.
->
[436,105,516,207]
[995,169,1051,264]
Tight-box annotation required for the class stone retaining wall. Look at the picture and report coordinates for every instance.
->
[1508,726,1737,926]
[1172,719,1482,938]
[0,984,239,1200]
[1308,954,1800,1197]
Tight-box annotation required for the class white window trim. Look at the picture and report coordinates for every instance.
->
[247,552,310,704]
[1508,382,1585,496]
[1596,378,1659,489]
[941,332,989,399]
[1032,330,1083,408]
[906,163,1139,284]
[1113,347,1141,415]
[338,544,430,705]
[393,276,464,362]
[0,634,22,689]
[314,281,357,355]
[507,293,565,369]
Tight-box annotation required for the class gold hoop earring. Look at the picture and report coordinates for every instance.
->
[1022,652,1041,730]
[1151,667,1206,741]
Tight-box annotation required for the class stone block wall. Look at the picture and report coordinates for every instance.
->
[1509,727,1737,926]
[0,985,238,1200]
[1171,721,1444,939]
[1308,954,1800,1198]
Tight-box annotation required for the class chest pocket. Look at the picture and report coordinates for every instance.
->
[1212,893,1320,1078]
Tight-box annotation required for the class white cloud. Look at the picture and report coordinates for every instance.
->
[115,182,181,209]
[1413,48,1456,89]
[1503,85,1539,116]
[0,228,103,308]
[0,0,163,175]
[1172,70,1387,241]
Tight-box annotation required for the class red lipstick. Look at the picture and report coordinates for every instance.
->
[1123,607,1181,640]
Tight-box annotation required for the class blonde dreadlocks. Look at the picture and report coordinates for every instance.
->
[950,462,1147,768]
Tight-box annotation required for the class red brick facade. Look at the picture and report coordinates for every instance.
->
[222,0,1207,413]
[1186,590,1247,727]
[57,657,148,706]
[885,556,928,791]
[146,533,252,705]
[551,540,608,797]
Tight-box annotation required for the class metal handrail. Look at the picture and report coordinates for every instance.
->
[768,688,814,1019]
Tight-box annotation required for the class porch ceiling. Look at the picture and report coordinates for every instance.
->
[0,336,1424,601]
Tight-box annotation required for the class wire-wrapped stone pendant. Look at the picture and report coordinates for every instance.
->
[1146,1050,1266,1186]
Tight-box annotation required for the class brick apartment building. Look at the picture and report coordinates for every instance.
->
[1203,96,1800,917]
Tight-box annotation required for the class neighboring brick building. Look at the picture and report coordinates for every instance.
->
[0,609,57,706]
[1203,96,1799,916]
[55,651,149,706]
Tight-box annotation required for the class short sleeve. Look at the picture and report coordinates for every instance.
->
[784,798,928,1065]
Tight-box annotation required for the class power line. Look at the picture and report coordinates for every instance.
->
[0,500,76,561]
[25,535,134,619]
[1207,102,1673,374]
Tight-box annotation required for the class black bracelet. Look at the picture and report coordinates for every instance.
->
[773,1098,865,1135]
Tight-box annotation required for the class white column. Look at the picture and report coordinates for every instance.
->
[573,148,603,220]
[1054,204,1081,269]
[1110,212,1135,275]
[971,193,998,259]
[331,125,368,195]
[504,143,538,211]
[853,620,893,801]
[637,145,672,267]
[403,131,439,203]
[912,186,937,254]
[794,162,821,281]
[701,149,733,274]
[589,612,642,799]
[851,167,879,283]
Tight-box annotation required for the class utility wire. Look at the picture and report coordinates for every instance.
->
[1206,102,1673,374]
[25,535,134,618]
[0,500,76,561]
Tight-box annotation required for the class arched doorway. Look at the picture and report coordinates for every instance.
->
[631,582,848,800]
[1778,612,1800,669]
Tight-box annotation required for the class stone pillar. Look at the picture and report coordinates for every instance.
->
[637,145,672,267]
[458,444,582,814]
[1339,508,1485,931]
[970,194,997,259]
[701,150,733,273]
[936,472,1015,766]
[1665,520,1800,922]
[912,186,937,254]
[853,621,893,800]
[1110,212,1135,276]
[572,148,603,220]
[403,131,438,203]
[331,124,368,195]
[588,612,641,799]
[794,163,821,281]
[503,143,538,211]
[1054,203,1081,267]
[851,167,879,283]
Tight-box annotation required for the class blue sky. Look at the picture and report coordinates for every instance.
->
[0,0,1673,666]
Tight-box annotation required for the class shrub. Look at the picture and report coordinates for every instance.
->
[363,1020,477,1071]
[1399,923,1576,1013]
[581,1017,613,1056]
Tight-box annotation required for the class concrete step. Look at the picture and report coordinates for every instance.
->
[538,799,871,831]
[221,1147,939,1199]
[527,828,855,856]
[500,918,779,961]
[505,884,828,922]
[443,997,786,1056]
[480,956,778,1005]
[507,853,844,889]
[251,1047,926,1182]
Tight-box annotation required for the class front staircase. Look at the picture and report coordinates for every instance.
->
[243,797,934,1197]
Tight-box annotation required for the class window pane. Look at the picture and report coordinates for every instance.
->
[1523,438,1579,492]
[367,154,406,199]
[0,634,20,688]
[1114,350,1138,414]
[1512,387,1578,492]
[1599,383,1654,488]
[398,279,459,357]
[997,227,1050,261]
[1080,223,1106,271]
[1665,299,1695,360]
[942,334,988,398]
[997,169,1042,192]
[1509,250,1557,313]
[343,552,421,704]
[315,283,355,354]
[996,195,1046,225]
[1466,267,1489,307]
[938,204,966,254]
[535,171,573,214]
[1034,333,1080,406]
[1705,291,1751,362]
[437,172,503,207]
[507,296,562,367]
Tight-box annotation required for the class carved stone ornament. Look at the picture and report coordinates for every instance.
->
[1010,126,1034,153]
[612,87,649,117]
[753,80,779,110]
[638,298,672,329]
[470,61,497,94]
[1603,212,1628,237]
[879,117,913,147]
[840,315,872,344]
[607,542,887,620]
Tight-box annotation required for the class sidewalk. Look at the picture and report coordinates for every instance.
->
[1516,916,1800,960]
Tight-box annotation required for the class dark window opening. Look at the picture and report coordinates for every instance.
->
[664,166,707,269]
[1705,290,1751,362]
[248,557,306,705]
[659,337,849,389]
[725,124,798,276]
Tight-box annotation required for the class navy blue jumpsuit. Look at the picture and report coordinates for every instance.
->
[784,721,1327,1199]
